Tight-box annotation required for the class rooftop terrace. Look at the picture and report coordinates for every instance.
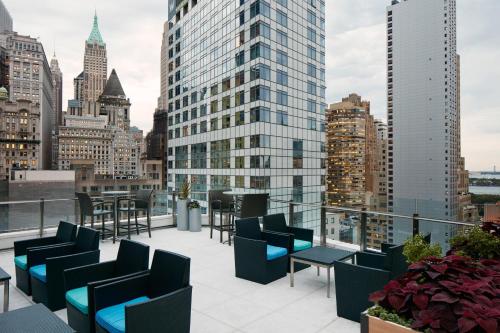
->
[0,226,360,333]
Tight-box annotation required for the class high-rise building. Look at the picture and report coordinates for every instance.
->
[158,21,169,111]
[326,94,374,207]
[83,13,107,102]
[50,54,63,127]
[165,0,326,221]
[98,69,130,131]
[50,53,63,169]
[0,32,54,170]
[0,0,12,33]
[0,97,41,180]
[387,0,461,248]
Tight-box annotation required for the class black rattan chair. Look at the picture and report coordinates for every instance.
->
[208,189,235,244]
[118,190,154,239]
[93,250,192,333]
[228,193,269,246]
[234,217,291,284]
[28,227,100,311]
[263,213,313,272]
[76,192,114,241]
[64,239,150,333]
[14,221,77,295]
[333,260,391,322]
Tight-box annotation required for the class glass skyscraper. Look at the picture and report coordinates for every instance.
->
[165,0,326,229]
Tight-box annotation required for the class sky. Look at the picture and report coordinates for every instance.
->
[3,0,499,171]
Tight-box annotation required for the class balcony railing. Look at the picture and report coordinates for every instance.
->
[0,189,481,252]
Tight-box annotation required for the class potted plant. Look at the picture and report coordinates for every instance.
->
[188,200,202,232]
[449,225,500,259]
[176,180,190,231]
[403,234,442,264]
[363,255,500,333]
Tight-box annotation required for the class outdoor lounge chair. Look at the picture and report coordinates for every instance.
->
[263,213,313,271]
[28,227,100,311]
[93,250,191,333]
[14,221,77,295]
[64,239,150,333]
[234,217,291,284]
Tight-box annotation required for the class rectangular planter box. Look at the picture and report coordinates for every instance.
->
[361,311,418,333]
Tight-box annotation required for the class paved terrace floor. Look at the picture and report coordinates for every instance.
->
[0,227,359,333]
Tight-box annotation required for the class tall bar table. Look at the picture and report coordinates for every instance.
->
[101,191,130,243]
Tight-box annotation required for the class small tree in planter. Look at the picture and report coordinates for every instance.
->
[366,255,500,333]
[176,180,191,231]
[449,225,500,260]
[188,200,202,232]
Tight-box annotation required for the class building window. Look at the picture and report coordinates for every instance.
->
[307,117,317,130]
[250,64,271,81]
[235,91,245,106]
[210,118,218,131]
[210,100,218,113]
[222,96,231,110]
[307,99,316,113]
[250,176,270,189]
[235,176,245,188]
[235,51,245,66]
[250,85,270,102]
[250,107,271,123]
[276,10,288,27]
[235,156,245,168]
[307,81,317,95]
[276,30,288,47]
[250,0,270,19]
[235,111,245,125]
[235,137,245,149]
[276,111,288,126]
[210,139,231,169]
[293,140,303,169]
[277,90,288,106]
[250,21,271,40]
[222,115,231,128]
[250,135,270,148]
[222,77,231,92]
[191,143,207,169]
[307,27,317,42]
[250,42,271,60]
[235,71,245,86]
[276,70,288,86]
[307,46,317,60]
[250,156,271,169]
[276,50,288,66]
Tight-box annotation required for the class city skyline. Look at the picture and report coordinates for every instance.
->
[3,0,499,170]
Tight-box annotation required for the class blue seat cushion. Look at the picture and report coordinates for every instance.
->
[14,255,27,270]
[29,264,47,283]
[294,239,312,252]
[96,296,150,333]
[266,245,288,261]
[66,286,88,315]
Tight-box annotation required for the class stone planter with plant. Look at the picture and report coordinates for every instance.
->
[188,200,202,232]
[364,255,500,333]
[177,180,190,231]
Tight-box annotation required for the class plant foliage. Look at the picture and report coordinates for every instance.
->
[403,234,443,264]
[188,200,200,209]
[369,256,500,333]
[449,226,500,260]
[178,180,191,200]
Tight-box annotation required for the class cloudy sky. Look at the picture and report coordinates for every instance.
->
[4,0,499,171]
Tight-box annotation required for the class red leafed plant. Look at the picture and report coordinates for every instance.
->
[369,255,500,333]
[482,222,500,238]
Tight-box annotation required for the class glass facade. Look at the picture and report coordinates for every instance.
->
[165,0,326,230]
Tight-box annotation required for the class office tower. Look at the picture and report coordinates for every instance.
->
[0,0,12,33]
[50,54,63,127]
[159,21,169,111]
[0,32,54,170]
[0,97,41,180]
[98,69,130,131]
[326,94,374,207]
[165,0,326,221]
[83,13,107,102]
[387,0,460,248]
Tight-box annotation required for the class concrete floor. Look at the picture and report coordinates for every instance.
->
[0,227,360,333]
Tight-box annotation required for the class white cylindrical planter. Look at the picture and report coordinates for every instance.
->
[177,199,189,231]
[189,208,202,232]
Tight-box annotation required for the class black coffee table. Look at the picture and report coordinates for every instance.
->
[0,267,10,312]
[0,304,75,332]
[290,246,354,298]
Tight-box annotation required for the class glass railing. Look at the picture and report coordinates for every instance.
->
[0,188,484,254]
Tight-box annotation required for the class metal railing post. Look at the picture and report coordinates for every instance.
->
[413,213,420,237]
[320,202,326,246]
[289,200,294,226]
[172,191,177,227]
[39,198,45,237]
[360,207,367,252]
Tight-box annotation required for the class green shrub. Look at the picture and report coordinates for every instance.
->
[450,226,500,259]
[367,305,414,328]
[403,234,442,264]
